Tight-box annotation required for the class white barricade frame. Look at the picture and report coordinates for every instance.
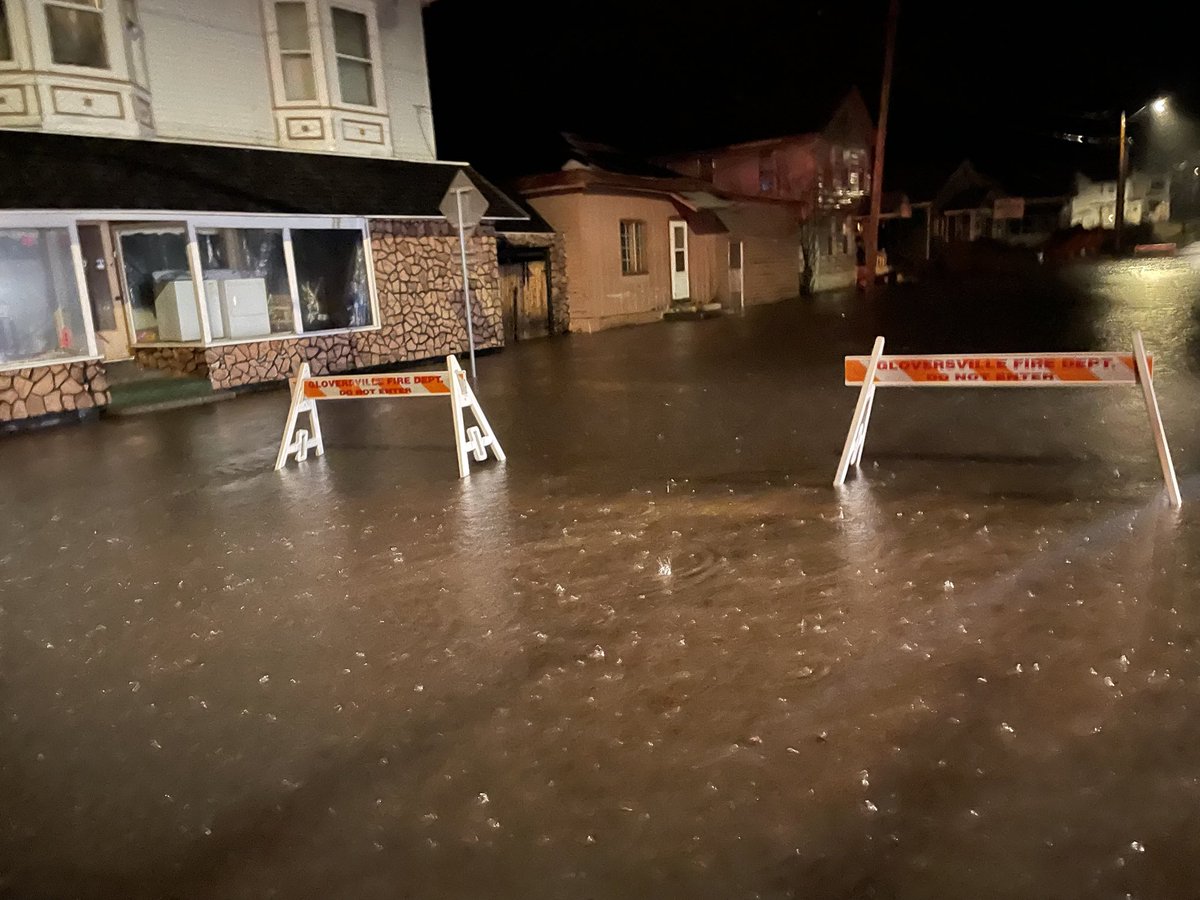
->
[275,355,506,478]
[833,331,1181,507]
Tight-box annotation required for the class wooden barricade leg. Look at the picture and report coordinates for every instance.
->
[446,355,506,478]
[834,336,885,486]
[274,363,324,470]
[1133,330,1182,508]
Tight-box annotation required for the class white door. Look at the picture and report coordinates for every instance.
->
[728,240,744,311]
[669,220,689,301]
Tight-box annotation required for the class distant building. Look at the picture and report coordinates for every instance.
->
[659,89,875,292]
[0,0,527,427]
[1068,171,1171,230]
[929,160,1069,249]
[518,137,802,333]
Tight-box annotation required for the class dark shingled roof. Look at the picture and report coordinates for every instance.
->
[0,129,528,220]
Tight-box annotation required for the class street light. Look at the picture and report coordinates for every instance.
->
[1115,95,1169,251]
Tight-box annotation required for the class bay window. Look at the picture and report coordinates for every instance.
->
[0,226,91,367]
[1,1,14,62]
[331,6,373,106]
[45,0,109,69]
[274,1,316,101]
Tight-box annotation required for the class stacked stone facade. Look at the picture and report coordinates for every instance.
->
[499,231,570,334]
[135,220,504,391]
[0,362,109,422]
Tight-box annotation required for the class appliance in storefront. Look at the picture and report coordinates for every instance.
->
[216,278,271,339]
[154,279,224,342]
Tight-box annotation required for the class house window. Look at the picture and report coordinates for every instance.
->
[291,229,371,330]
[113,219,375,344]
[620,220,646,275]
[197,228,295,338]
[759,151,776,193]
[0,228,89,367]
[1,1,14,62]
[331,6,374,106]
[275,1,316,101]
[45,0,109,69]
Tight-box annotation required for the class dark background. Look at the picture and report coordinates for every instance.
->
[424,0,1200,190]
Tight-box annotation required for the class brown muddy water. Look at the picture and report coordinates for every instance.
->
[4,259,1200,899]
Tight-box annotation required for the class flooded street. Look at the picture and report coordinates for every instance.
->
[6,258,1200,899]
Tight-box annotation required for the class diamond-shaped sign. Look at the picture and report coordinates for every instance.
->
[439,170,489,236]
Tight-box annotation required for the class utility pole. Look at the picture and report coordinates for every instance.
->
[863,0,899,297]
[1114,109,1127,253]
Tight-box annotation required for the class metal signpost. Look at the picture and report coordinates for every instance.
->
[439,170,489,383]
[834,332,1181,507]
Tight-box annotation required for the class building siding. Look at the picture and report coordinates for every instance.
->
[137,0,436,157]
[142,0,278,147]
[531,193,679,332]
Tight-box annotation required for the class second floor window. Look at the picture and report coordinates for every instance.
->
[332,7,374,106]
[1,1,14,62]
[275,2,316,101]
[46,0,109,69]
[620,220,646,275]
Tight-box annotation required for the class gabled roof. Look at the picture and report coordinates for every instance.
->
[655,88,875,159]
[516,167,727,204]
[0,129,528,220]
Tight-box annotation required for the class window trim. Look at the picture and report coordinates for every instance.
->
[0,213,100,373]
[620,219,647,276]
[42,0,114,73]
[1,0,18,67]
[271,0,322,104]
[263,0,329,108]
[324,0,385,111]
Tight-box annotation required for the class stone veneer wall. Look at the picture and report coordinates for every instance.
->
[0,361,109,422]
[498,232,570,334]
[135,221,504,391]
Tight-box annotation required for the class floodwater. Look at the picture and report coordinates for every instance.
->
[4,258,1200,899]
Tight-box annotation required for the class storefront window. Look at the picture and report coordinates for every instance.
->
[116,225,190,342]
[292,229,371,332]
[0,228,88,367]
[197,228,293,339]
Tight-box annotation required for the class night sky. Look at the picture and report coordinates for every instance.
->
[424,1,1200,192]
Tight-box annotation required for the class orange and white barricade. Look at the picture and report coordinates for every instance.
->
[275,355,505,478]
[834,332,1181,507]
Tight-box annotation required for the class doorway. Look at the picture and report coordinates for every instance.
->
[498,247,551,342]
[77,224,133,361]
[669,220,689,301]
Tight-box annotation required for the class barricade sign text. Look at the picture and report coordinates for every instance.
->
[275,356,505,478]
[834,334,1180,507]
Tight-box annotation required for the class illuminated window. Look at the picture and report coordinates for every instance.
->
[45,0,109,69]
[0,228,90,367]
[620,220,646,275]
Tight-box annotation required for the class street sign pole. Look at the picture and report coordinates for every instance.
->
[453,188,477,383]
[439,170,489,385]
